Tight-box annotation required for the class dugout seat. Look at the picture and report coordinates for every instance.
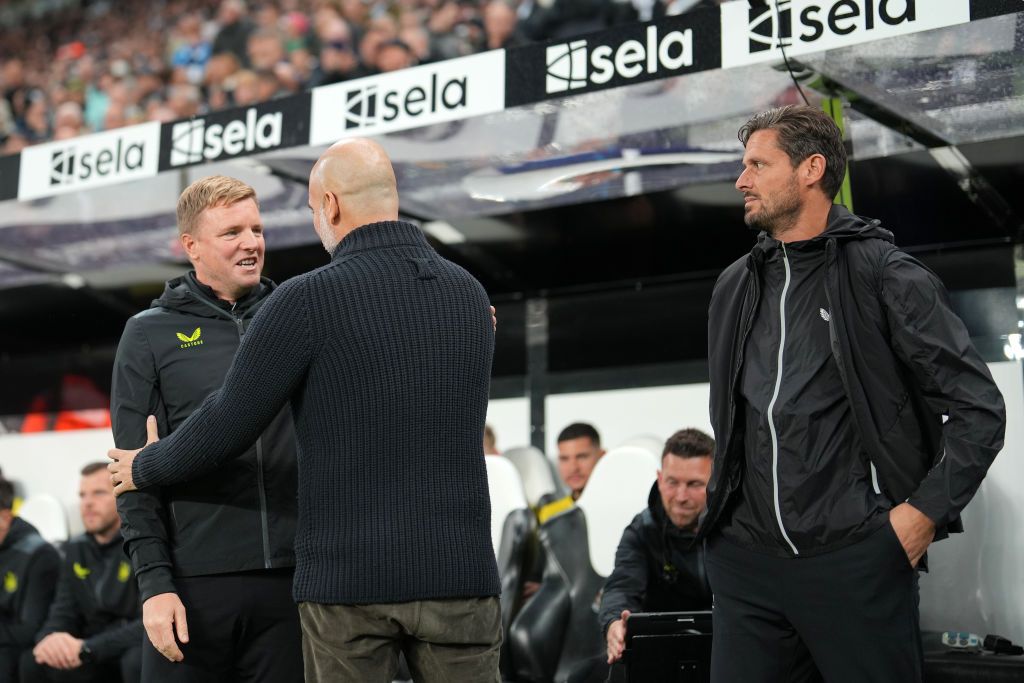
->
[505,446,563,508]
[507,447,659,682]
[17,494,70,545]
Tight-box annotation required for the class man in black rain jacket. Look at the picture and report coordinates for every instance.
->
[703,106,1005,683]
[111,175,301,682]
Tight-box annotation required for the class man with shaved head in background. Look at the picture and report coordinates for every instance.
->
[109,139,502,682]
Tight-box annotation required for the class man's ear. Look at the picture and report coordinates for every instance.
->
[802,153,827,189]
[325,191,342,227]
[180,232,198,261]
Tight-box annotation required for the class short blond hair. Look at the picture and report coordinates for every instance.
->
[176,175,258,235]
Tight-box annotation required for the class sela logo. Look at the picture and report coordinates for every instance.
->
[746,0,917,54]
[49,138,146,186]
[170,107,283,166]
[342,72,468,130]
[721,0,972,68]
[545,25,693,94]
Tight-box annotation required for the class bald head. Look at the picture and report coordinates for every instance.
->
[309,139,400,253]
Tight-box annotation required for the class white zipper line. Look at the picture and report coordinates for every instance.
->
[769,243,799,555]
[870,462,882,496]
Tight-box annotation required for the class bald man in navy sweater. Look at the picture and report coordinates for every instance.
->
[109,138,501,682]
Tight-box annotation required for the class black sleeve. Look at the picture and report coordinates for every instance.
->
[111,317,177,602]
[84,618,144,662]
[133,278,315,488]
[598,516,649,635]
[0,545,60,647]
[882,251,1007,527]
[35,557,80,640]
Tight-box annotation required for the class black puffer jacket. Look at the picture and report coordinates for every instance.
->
[112,273,297,601]
[598,483,712,635]
[703,205,1005,542]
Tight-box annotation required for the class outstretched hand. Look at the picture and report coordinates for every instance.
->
[606,610,631,664]
[108,415,159,496]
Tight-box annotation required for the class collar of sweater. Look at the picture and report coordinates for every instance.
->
[331,220,429,261]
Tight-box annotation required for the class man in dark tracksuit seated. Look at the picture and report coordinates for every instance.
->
[21,463,142,682]
[0,478,61,680]
[599,428,715,682]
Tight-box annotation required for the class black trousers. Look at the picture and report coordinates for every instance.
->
[705,523,923,683]
[19,645,142,682]
[141,569,302,683]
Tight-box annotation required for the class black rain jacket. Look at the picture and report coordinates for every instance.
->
[702,205,1005,542]
[599,483,712,635]
[112,273,297,602]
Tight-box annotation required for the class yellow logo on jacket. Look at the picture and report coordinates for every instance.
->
[118,561,131,583]
[73,562,91,579]
[3,571,17,593]
[176,327,204,349]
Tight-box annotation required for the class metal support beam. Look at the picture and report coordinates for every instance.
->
[525,297,549,452]
[806,69,1023,239]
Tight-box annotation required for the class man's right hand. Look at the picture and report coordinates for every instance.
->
[606,610,631,664]
[143,592,190,662]
[33,632,83,669]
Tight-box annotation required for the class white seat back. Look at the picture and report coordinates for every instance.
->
[615,434,664,460]
[17,494,70,544]
[576,446,659,577]
[484,455,529,557]
[504,446,559,507]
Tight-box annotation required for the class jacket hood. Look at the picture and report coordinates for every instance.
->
[152,272,275,319]
[647,481,698,540]
[754,204,894,256]
[0,517,38,551]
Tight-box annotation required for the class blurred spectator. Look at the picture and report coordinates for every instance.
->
[399,26,432,63]
[171,14,213,85]
[166,83,201,118]
[53,101,85,138]
[358,28,392,76]
[377,39,418,73]
[520,0,609,42]
[230,70,264,107]
[212,0,254,67]
[247,28,287,72]
[283,11,313,53]
[20,93,52,144]
[541,422,605,523]
[484,0,526,50]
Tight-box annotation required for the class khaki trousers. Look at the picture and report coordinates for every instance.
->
[299,597,502,683]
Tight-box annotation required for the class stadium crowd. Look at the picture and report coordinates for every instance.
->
[0,0,719,154]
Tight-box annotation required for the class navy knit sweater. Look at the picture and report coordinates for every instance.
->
[132,221,499,604]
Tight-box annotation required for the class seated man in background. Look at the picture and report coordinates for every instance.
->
[484,423,500,456]
[600,428,715,680]
[0,478,61,680]
[21,463,142,683]
[538,422,606,524]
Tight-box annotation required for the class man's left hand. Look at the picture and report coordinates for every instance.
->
[888,502,935,568]
[108,415,159,496]
[490,305,497,331]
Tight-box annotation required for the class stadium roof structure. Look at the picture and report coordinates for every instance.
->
[0,1,1023,356]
